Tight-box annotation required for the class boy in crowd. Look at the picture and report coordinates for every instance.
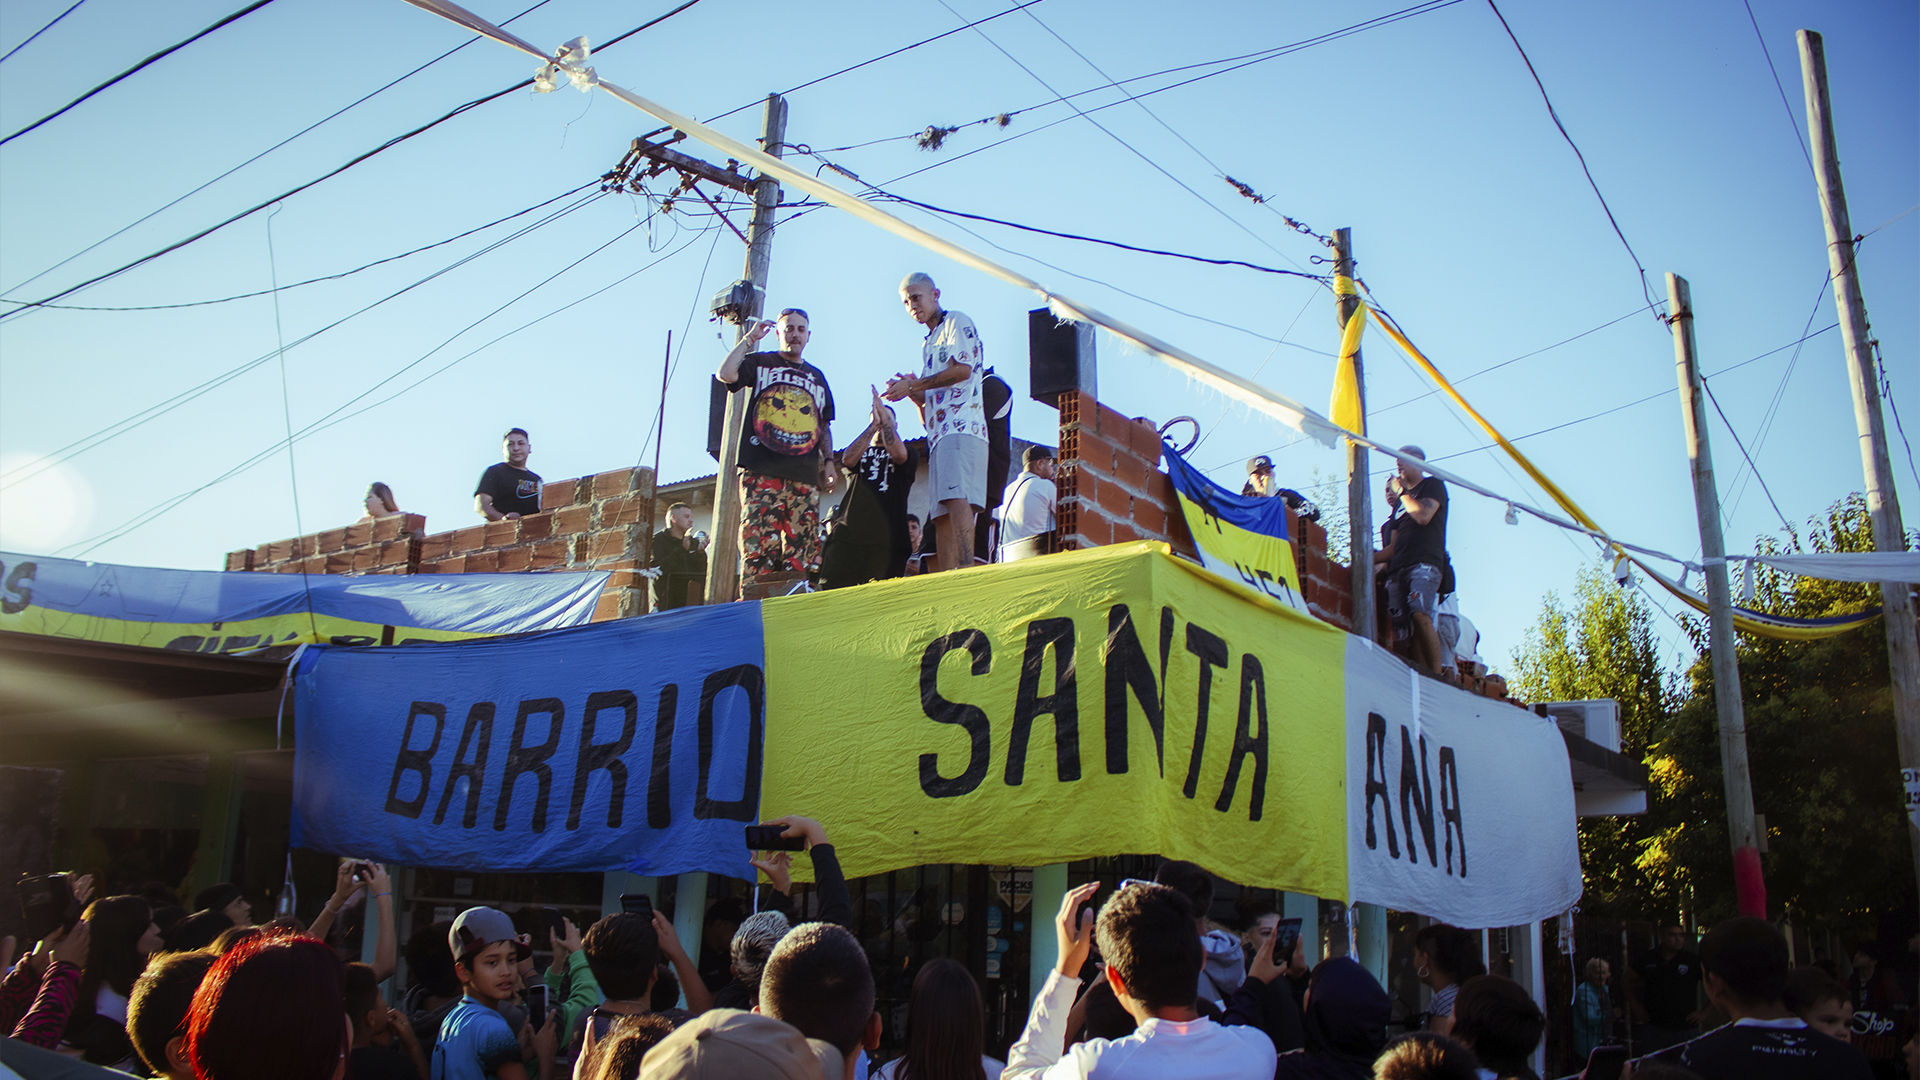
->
[349,960,431,1079]
[757,922,880,1080]
[126,948,217,1080]
[1007,880,1276,1079]
[1638,917,1870,1079]
[1448,975,1544,1080]
[433,907,558,1080]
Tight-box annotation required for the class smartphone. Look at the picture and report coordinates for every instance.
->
[745,824,807,851]
[542,906,566,940]
[1270,916,1303,961]
[525,984,551,1031]
[619,893,654,922]
[1583,1046,1629,1080]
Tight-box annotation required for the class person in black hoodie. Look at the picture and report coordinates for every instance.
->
[1228,951,1389,1080]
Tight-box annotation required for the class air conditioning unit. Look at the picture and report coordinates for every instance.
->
[1540,699,1620,753]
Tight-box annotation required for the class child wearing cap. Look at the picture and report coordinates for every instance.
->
[432,907,557,1080]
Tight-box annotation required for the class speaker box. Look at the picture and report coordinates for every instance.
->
[1028,309,1096,407]
[707,379,729,461]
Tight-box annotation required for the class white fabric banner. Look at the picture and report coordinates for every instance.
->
[1343,637,1583,927]
[1731,551,1920,584]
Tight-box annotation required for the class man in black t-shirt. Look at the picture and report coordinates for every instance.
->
[717,309,836,578]
[819,391,917,590]
[1639,917,1871,1079]
[650,502,709,610]
[1632,925,1705,1051]
[1383,445,1448,675]
[474,427,542,520]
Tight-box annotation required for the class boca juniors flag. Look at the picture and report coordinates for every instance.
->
[1161,442,1308,613]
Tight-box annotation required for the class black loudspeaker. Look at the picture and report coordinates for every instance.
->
[707,379,730,461]
[1028,309,1096,407]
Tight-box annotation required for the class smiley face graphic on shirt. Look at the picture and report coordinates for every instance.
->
[753,385,821,456]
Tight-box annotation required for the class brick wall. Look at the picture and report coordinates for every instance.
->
[226,466,659,622]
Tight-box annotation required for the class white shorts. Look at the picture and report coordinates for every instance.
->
[927,434,988,517]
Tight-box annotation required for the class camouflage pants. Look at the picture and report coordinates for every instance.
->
[741,473,821,576]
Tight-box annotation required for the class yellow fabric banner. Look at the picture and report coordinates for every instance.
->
[1331,307,1367,434]
[760,543,1348,897]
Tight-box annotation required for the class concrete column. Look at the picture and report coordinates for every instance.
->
[1355,901,1388,985]
[1511,922,1546,1076]
[1283,892,1321,964]
[672,873,707,1008]
[1030,864,1069,1005]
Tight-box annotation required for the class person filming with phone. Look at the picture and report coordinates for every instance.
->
[649,502,708,611]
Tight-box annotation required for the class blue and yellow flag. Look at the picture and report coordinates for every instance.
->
[1161,443,1308,613]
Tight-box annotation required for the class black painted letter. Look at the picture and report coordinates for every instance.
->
[1399,726,1437,866]
[1006,619,1079,786]
[495,698,563,832]
[1182,624,1229,799]
[1363,712,1399,857]
[1102,605,1172,776]
[434,703,495,828]
[1439,746,1466,877]
[1215,656,1268,821]
[569,690,637,830]
[918,630,993,799]
[696,665,764,822]
[647,685,678,829]
[385,701,445,819]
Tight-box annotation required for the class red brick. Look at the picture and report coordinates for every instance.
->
[418,533,453,561]
[224,550,253,571]
[541,478,580,510]
[1113,452,1149,494]
[268,539,295,563]
[344,522,373,548]
[1129,418,1164,462]
[463,551,499,573]
[495,546,532,572]
[587,528,633,562]
[554,505,593,536]
[598,492,648,528]
[426,555,466,574]
[484,520,519,547]
[1095,479,1133,519]
[1067,471,1096,509]
[1146,470,1175,507]
[325,552,356,574]
[317,528,349,554]
[1111,521,1141,545]
[1134,501,1168,537]
[593,590,624,622]
[353,549,377,572]
[373,516,405,543]
[592,467,641,500]
[518,513,553,540]
[528,539,569,569]
[451,525,488,554]
[1070,513,1113,547]
[399,513,427,536]
[376,540,412,568]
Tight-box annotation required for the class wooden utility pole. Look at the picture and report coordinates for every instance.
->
[1798,29,1920,894]
[1668,273,1767,918]
[1333,229,1376,643]
[703,93,788,606]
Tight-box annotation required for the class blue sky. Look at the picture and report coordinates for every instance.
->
[0,0,1913,674]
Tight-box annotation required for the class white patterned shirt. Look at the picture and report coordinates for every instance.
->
[921,310,986,444]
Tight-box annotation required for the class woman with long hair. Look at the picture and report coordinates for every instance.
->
[184,932,348,1080]
[358,482,401,522]
[875,957,1003,1080]
[1412,924,1485,1037]
[62,895,162,1066]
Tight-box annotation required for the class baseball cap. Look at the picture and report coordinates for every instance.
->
[1024,445,1056,466]
[1247,455,1274,474]
[448,907,530,964]
[639,1009,842,1080]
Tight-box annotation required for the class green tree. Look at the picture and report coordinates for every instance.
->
[1655,494,1914,941]
[1511,561,1681,919]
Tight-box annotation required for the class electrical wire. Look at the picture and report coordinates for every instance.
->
[0,0,278,146]
[67,214,711,557]
[0,0,707,316]
[265,203,319,639]
[1720,272,1831,521]
[635,193,734,464]
[0,0,84,65]
[1372,303,1656,418]
[0,0,559,302]
[1700,380,1795,535]
[1484,0,1657,318]
[1740,0,1814,175]
[1,179,596,311]
[0,187,608,490]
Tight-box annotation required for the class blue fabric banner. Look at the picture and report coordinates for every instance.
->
[291,601,766,878]
[1160,444,1307,611]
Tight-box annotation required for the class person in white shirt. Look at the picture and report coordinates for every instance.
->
[887,272,987,573]
[998,446,1057,561]
[1005,880,1276,1080]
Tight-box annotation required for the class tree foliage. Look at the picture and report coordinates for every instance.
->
[1511,560,1680,919]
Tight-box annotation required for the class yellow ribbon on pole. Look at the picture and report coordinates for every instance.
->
[1330,306,1366,435]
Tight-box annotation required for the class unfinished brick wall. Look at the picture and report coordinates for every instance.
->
[226,467,659,622]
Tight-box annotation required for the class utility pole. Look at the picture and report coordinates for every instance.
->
[703,93,787,606]
[1333,227,1386,980]
[1798,29,1920,895]
[1668,272,1766,918]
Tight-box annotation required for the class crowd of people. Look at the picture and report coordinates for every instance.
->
[6,822,1905,1080]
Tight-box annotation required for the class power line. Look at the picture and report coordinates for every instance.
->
[865,191,1324,279]
[0,0,84,65]
[1740,0,1815,175]
[1372,303,1655,418]
[0,0,278,146]
[1484,0,1658,318]
[0,179,596,311]
[0,0,707,317]
[66,218,716,557]
[1701,380,1795,535]
[0,0,558,302]
[1721,272,1831,520]
[0,187,608,489]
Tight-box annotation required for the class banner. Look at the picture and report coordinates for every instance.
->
[291,602,765,878]
[1159,445,1308,613]
[1342,636,1583,927]
[761,542,1349,898]
[0,552,608,652]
